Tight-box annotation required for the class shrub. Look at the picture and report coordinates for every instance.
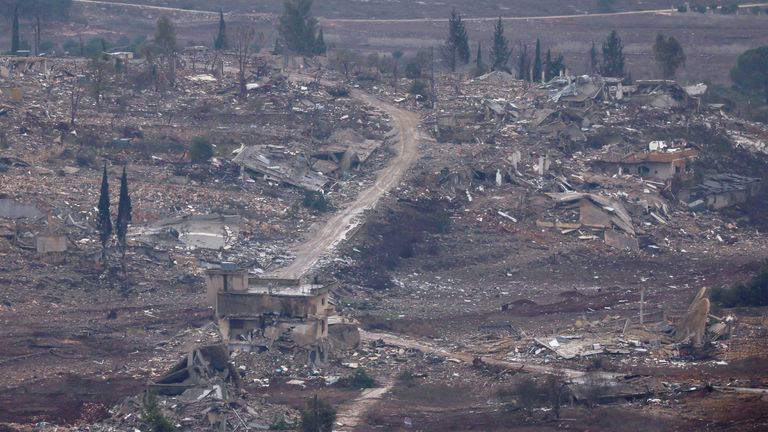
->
[189,136,213,164]
[303,191,329,212]
[711,261,768,307]
[677,5,688,12]
[409,80,429,99]
[405,60,422,78]
[721,3,738,14]
[39,40,56,54]
[349,368,376,389]
[142,393,175,432]
[299,396,336,432]
[693,4,708,13]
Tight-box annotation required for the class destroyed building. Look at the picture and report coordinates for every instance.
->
[594,148,698,181]
[206,266,335,363]
[684,173,762,210]
[233,145,329,191]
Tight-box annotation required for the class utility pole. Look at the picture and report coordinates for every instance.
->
[639,285,645,326]
[430,46,436,109]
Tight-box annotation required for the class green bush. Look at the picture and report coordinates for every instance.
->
[721,4,738,14]
[677,5,688,12]
[349,368,376,389]
[299,396,336,432]
[190,136,213,164]
[692,4,708,13]
[142,394,175,432]
[711,261,768,307]
[303,191,329,212]
[39,40,56,53]
[409,80,429,99]
[405,60,422,78]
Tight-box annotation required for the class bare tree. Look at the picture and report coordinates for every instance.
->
[233,26,255,99]
[155,16,177,87]
[90,56,113,109]
[69,78,85,127]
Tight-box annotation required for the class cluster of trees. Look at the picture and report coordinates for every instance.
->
[97,164,132,270]
[653,33,686,79]
[442,13,567,81]
[276,0,326,56]
[3,0,73,55]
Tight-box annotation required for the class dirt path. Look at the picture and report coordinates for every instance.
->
[333,377,395,431]
[359,330,622,381]
[72,1,768,23]
[270,78,422,278]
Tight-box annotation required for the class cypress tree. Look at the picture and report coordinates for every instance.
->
[475,41,485,74]
[601,30,625,77]
[544,49,552,81]
[589,41,599,74]
[314,28,326,55]
[97,163,112,263]
[532,38,542,82]
[490,17,511,72]
[116,165,132,271]
[11,5,19,54]
[517,44,529,80]
[214,9,229,50]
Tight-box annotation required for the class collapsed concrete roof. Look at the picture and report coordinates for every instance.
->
[694,173,761,195]
[233,146,328,191]
[545,192,635,235]
[315,128,381,163]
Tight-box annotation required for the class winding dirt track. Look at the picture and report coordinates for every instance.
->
[272,81,422,278]
[73,0,768,23]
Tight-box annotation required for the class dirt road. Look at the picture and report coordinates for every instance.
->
[270,80,422,278]
[333,377,395,431]
[359,330,622,381]
[72,1,768,23]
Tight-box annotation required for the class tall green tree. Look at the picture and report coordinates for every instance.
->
[392,50,403,85]
[11,5,19,54]
[314,28,326,55]
[97,163,112,264]
[546,50,565,81]
[277,0,319,56]
[474,41,486,75]
[214,9,229,50]
[490,17,511,72]
[443,8,469,72]
[731,45,768,103]
[532,38,542,82]
[517,44,530,80]
[155,16,177,86]
[588,41,599,74]
[601,30,625,77]
[116,166,132,271]
[652,33,686,79]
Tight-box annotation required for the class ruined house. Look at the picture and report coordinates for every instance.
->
[541,192,639,250]
[206,266,335,363]
[232,145,328,191]
[685,174,761,210]
[312,128,381,176]
[594,148,698,181]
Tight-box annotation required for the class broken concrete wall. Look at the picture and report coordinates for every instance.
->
[35,235,67,253]
[604,229,640,251]
[222,316,327,348]
[580,200,613,228]
[0,198,42,219]
[216,291,328,318]
[205,268,249,306]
